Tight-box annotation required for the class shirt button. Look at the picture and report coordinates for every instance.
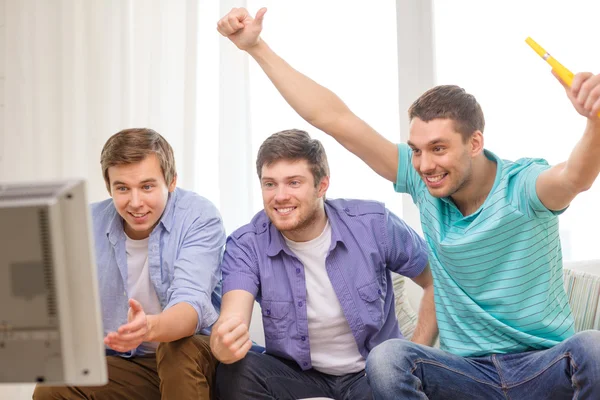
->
[297,301,303,307]
[296,268,301,274]
[301,336,306,341]
[262,223,267,228]
[303,362,308,367]
[378,289,382,295]
[266,309,271,315]
[344,207,350,212]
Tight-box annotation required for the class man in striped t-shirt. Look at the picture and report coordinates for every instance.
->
[217,7,600,399]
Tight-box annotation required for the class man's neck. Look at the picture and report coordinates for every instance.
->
[282,206,328,243]
[451,155,497,216]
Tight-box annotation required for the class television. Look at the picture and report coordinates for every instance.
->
[0,180,107,385]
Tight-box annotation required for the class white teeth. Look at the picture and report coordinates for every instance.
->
[426,174,446,183]
[277,207,294,213]
[131,213,146,217]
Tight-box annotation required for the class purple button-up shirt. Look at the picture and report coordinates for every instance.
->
[222,198,427,370]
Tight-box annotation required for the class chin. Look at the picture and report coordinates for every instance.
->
[425,186,447,198]
[272,220,298,232]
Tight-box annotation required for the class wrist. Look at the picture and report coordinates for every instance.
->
[587,116,600,131]
[246,38,268,59]
[145,314,158,342]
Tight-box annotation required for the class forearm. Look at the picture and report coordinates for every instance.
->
[246,39,399,182]
[247,40,351,134]
[146,302,198,343]
[411,285,438,346]
[562,119,600,191]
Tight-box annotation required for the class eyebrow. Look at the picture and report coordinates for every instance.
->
[407,138,450,148]
[261,175,306,181]
[112,178,158,187]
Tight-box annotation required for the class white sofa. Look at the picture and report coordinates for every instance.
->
[3,261,598,400]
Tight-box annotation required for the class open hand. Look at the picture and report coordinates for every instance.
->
[104,298,149,352]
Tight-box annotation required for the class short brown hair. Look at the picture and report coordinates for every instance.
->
[100,128,177,193]
[256,129,330,186]
[408,85,485,141]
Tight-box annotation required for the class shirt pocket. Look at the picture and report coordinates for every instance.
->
[357,281,384,323]
[261,300,292,340]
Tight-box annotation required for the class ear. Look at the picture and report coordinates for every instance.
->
[168,174,178,192]
[317,176,330,198]
[470,131,484,156]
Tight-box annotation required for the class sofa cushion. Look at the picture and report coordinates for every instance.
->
[563,267,600,331]
[392,272,418,339]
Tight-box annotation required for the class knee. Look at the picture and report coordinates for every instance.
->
[567,330,600,361]
[216,351,266,394]
[158,335,210,364]
[216,352,258,384]
[366,339,418,385]
[158,335,200,359]
[157,336,215,379]
[32,385,63,400]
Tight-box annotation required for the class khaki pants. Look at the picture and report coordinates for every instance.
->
[33,335,217,400]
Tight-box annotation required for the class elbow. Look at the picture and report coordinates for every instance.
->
[576,182,592,193]
[569,179,592,195]
[562,166,594,194]
[307,109,349,134]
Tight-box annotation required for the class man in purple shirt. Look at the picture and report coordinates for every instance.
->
[210,129,435,400]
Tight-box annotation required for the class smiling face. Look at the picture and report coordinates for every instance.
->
[408,118,476,199]
[108,154,177,240]
[260,158,329,241]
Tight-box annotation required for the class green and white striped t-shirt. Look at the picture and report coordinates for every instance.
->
[395,143,574,357]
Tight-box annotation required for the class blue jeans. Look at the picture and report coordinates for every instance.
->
[366,330,600,400]
[216,351,372,400]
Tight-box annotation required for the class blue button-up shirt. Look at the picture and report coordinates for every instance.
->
[92,187,226,357]
[222,198,427,370]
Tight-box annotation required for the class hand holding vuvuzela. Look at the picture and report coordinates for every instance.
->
[526,37,600,120]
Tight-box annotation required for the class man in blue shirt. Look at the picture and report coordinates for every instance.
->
[34,128,225,400]
[210,129,434,400]
[217,7,600,400]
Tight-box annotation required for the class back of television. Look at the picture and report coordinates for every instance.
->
[0,180,107,385]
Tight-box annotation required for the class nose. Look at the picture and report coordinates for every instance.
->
[129,189,143,208]
[273,186,291,203]
[419,152,436,175]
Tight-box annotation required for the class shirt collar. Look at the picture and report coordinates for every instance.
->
[157,190,177,233]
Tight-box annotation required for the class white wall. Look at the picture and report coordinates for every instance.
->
[0,0,202,203]
[2,0,599,399]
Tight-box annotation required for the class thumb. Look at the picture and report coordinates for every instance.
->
[254,7,267,26]
[129,298,143,313]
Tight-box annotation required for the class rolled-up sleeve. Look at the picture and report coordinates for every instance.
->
[221,234,260,298]
[164,204,226,332]
[384,209,428,278]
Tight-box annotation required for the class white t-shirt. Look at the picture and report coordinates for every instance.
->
[125,235,162,352]
[284,221,365,375]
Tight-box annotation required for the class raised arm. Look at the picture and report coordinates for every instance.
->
[217,7,399,182]
[536,72,600,210]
